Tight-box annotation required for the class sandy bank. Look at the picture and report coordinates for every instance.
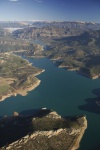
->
[0,78,41,101]
[0,53,45,102]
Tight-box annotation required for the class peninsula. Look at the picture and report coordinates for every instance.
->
[0,108,87,150]
[0,53,44,101]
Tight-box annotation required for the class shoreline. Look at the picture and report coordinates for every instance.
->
[15,78,41,96]
[58,64,100,79]
[0,54,45,102]
[49,58,100,80]
[68,116,87,150]
[0,110,87,150]
[0,78,41,102]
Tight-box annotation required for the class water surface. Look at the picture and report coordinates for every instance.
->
[0,58,100,150]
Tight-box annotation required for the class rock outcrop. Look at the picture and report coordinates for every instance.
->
[0,108,87,150]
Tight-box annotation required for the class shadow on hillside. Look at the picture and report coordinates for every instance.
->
[54,35,78,42]
[78,88,100,114]
[0,108,51,148]
[20,108,51,118]
[76,70,90,79]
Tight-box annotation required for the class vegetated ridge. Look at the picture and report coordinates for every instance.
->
[12,22,100,79]
[0,108,87,150]
[0,53,44,101]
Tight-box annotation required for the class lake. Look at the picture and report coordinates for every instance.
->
[0,57,100,150]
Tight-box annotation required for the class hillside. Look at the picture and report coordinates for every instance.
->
[0,53,44,101]
[0,108,87,150]
[32,21,100,30]
[11,22,100,80]
[13,21,100,39]
[0,26,29,52]
[14,27,100,79]
[13,26,83,39]
[42,30,100,79]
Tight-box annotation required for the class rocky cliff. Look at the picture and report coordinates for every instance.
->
[13,21,100,39]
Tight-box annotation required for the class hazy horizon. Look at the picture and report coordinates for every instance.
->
[0,20,99,23]
[0,0,100,23]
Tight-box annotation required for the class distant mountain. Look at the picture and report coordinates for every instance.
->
[0,21,30,28]
[32,21,100,30]
[0,26,30,53]
[44,30,100,79]
[12,21,100,39]
[1,20,100,30]
[13,26,83,39]
[62,30,100,48]
[1,21,100,79]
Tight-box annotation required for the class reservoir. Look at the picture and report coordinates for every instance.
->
[0,57,100,150]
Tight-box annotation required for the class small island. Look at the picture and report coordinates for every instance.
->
[0,108,87,150]
[0,53,44,101]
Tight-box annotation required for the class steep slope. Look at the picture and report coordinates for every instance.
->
[13,26,83,39]
[12,26,100,79]
[13,21,100,39]
[45,30,100,79]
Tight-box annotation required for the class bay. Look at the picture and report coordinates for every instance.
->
[0,57,100,150]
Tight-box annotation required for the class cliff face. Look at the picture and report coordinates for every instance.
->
[12,21,100,39]
[0,109,87,150]
[31,21,100,30]
[12,26,83,39]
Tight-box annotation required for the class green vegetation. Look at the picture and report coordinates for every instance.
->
[0,26,44,100]
[0,53,43,100]
[2,22,99,79]
[12,27,100,78]
[0,109,86,149]
[44,30,100,78]
[32,116,81,131]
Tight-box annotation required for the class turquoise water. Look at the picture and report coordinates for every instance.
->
[0,57,100,150]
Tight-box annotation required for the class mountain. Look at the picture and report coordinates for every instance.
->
[32,21,100,30]
[12,21,100,79]
[1,21,100,79]
[12,26,83,39]
[0,26,33,53]
[44,30,100,79]
[12,21,100,39]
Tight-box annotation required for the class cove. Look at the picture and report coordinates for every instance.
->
[0,57,100,150]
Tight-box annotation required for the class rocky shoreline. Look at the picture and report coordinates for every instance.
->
[0,53,44,101]
[59,64,100,79]
[59,65,79,71]
[0,77,41,102]
[0,109,87,150]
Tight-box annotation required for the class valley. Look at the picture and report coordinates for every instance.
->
[0,21,100,150]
